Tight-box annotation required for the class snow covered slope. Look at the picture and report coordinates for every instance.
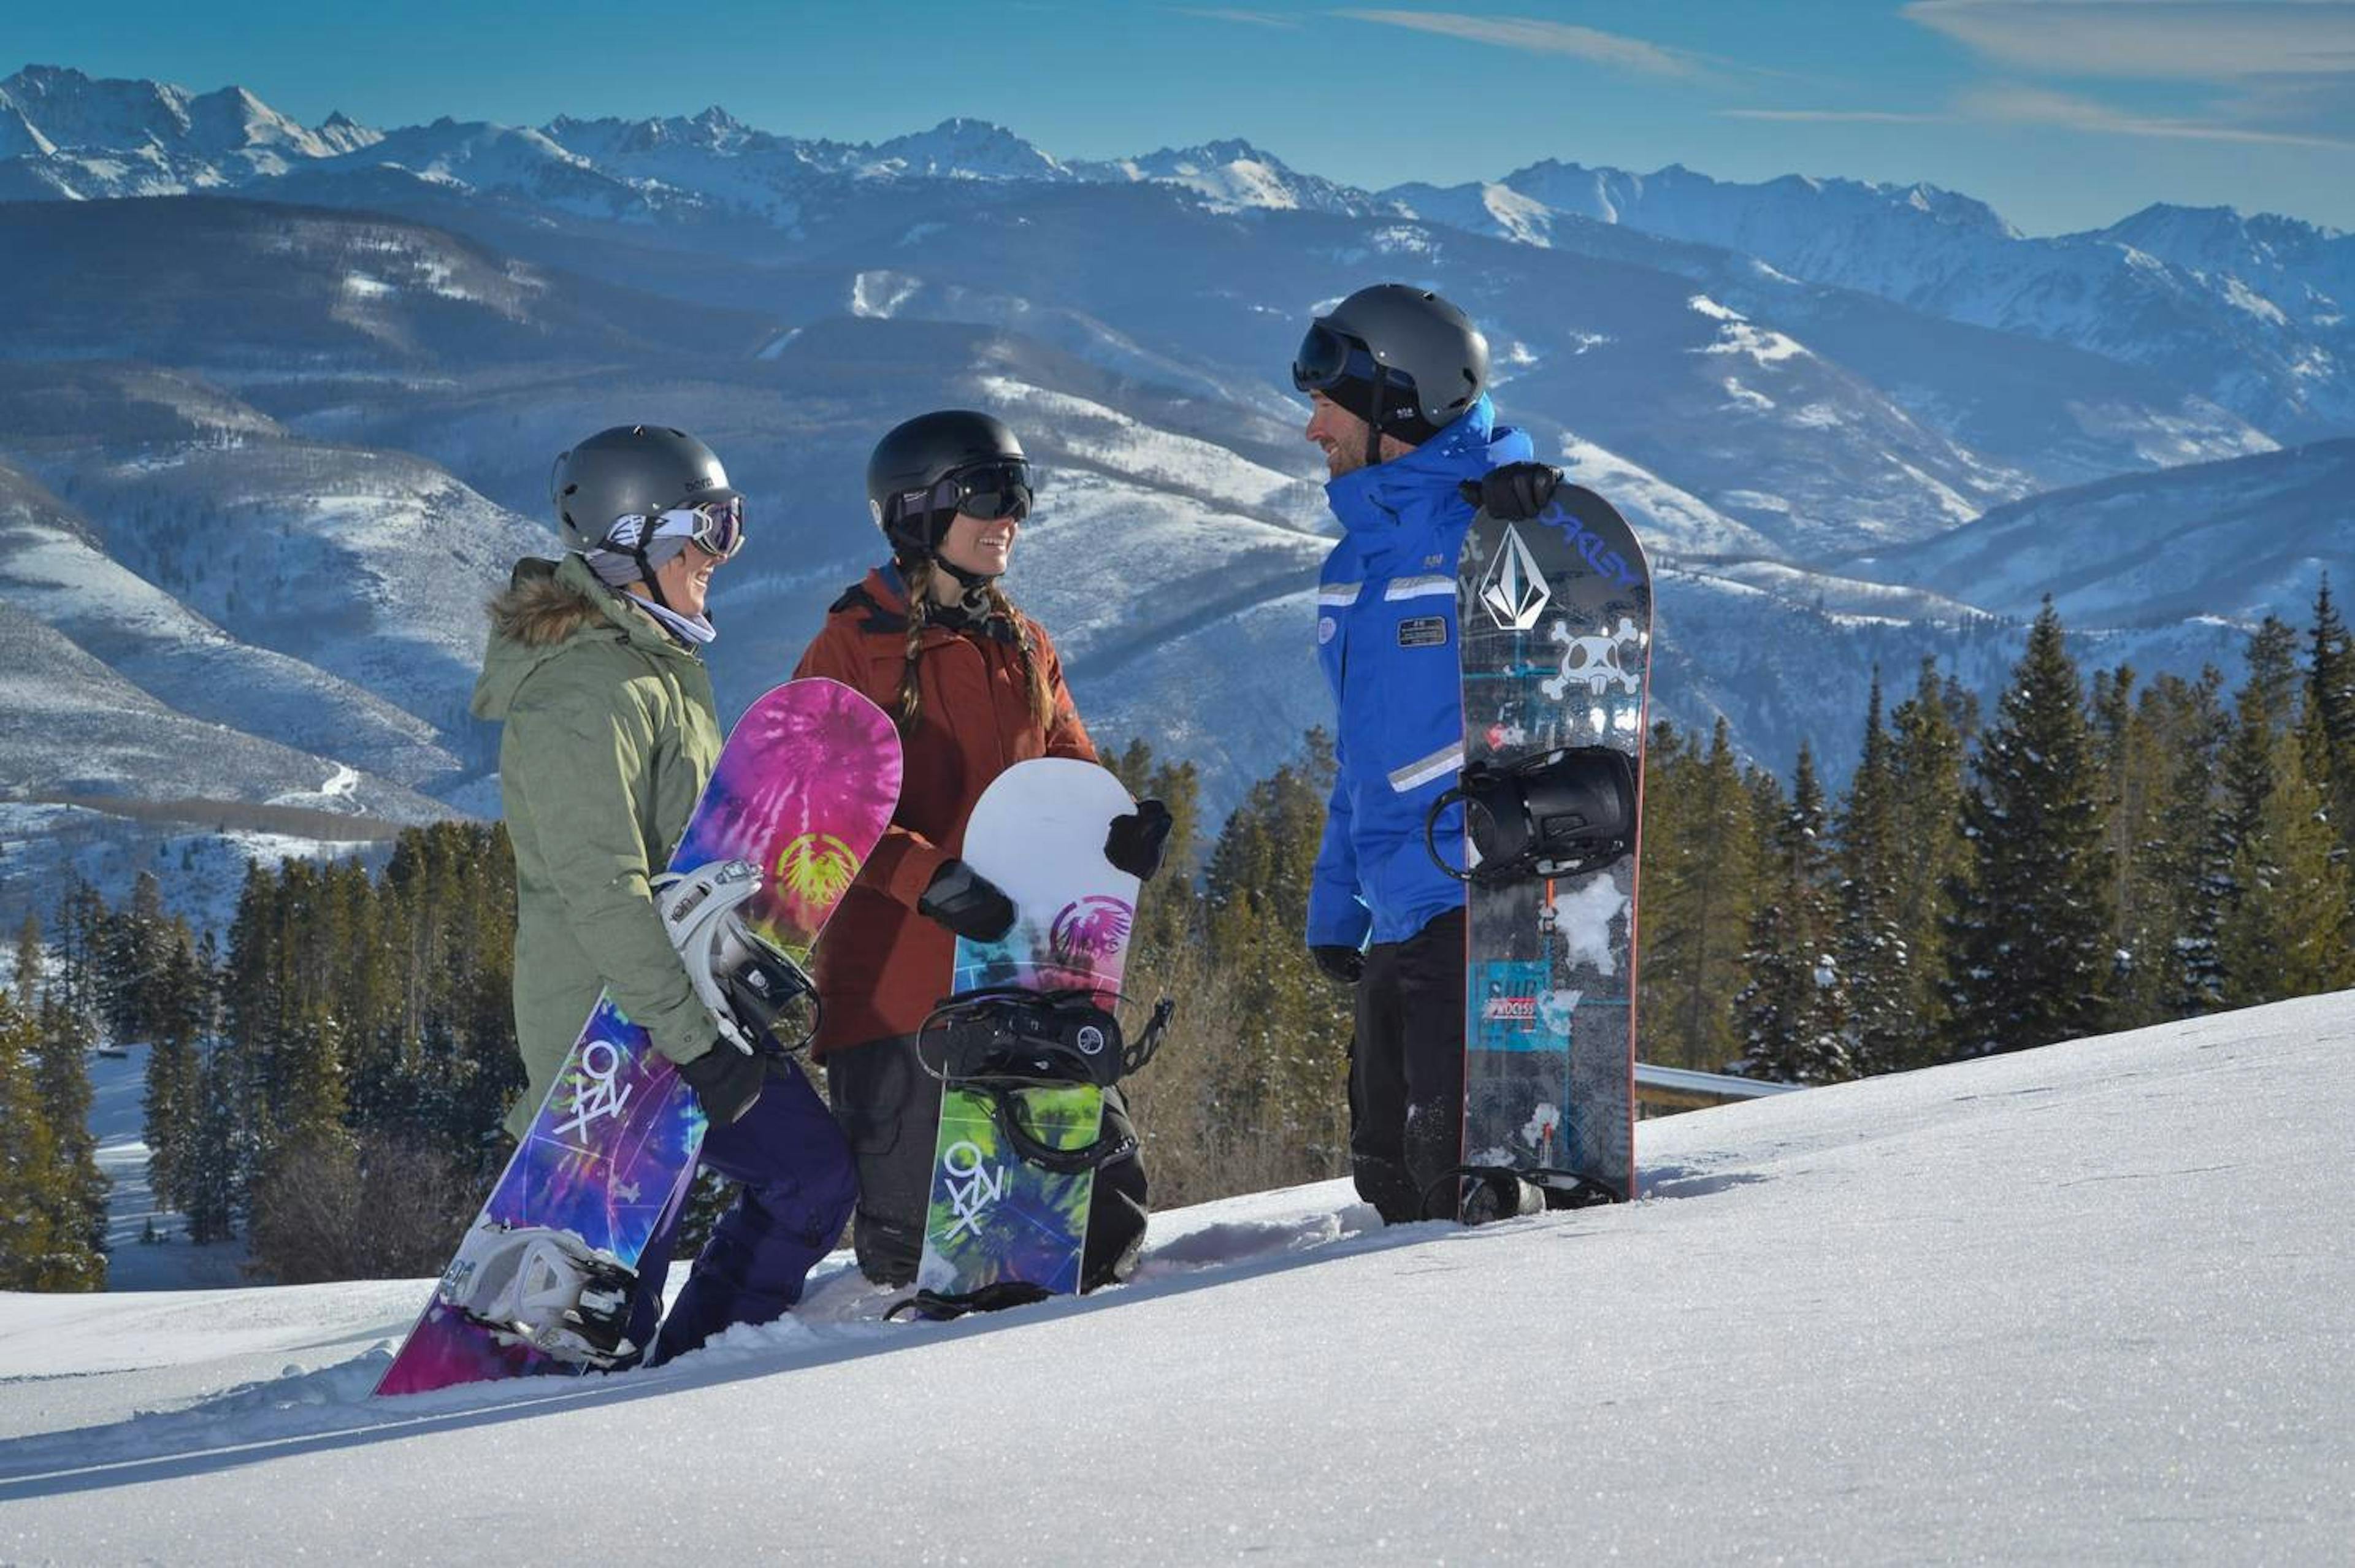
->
[1846,437,2355,627]
[2,990,2346,1561]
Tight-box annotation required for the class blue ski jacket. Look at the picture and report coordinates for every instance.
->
[1307,395,1533,950]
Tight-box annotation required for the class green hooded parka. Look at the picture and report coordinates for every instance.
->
[471,553,725,1141]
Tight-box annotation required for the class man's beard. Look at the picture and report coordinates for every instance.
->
[1322,439,1374,480]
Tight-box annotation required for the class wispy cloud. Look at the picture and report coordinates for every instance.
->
[1169,6,1303,28]
[1905,1,2355,80]
[1334,10,1696,77]
[1720,108,1953,124]
[1959,83,2355,146]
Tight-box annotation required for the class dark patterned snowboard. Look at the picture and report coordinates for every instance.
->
[1449,484,1651,1211]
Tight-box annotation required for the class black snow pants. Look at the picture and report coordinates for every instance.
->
[1348,906,1466,1224]
[825,1034,1150,1292]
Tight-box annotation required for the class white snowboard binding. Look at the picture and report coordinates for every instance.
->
[653,858,821,1053]
[438,1220,641,1367]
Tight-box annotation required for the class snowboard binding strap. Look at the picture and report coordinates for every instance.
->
[1423,1164,1626,1225]
[1425,747,1637,886]
[655,858,822,1054]
[884,1280,1057,1323]
[917,988,1173,1174]
[437,1220,640,1367]
[920,987,1173,1090]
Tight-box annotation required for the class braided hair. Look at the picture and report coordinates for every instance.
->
[894,559,1054,732]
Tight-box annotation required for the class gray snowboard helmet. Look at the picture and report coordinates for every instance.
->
[1292,284,1490,446]
[865,410,1032,567]
[550,424,741,553]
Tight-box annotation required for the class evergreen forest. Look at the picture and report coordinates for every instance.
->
[4,587,2349,1288]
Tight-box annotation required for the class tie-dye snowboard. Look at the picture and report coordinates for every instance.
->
[376,678,900,1397]
[1452,484,1651,1211]
[913,759,1141,1309]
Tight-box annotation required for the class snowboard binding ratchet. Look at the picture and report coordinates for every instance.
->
[654,858,822,1055]
[917,987,1174,1174]
[1425,747,1638,886]
[437,1220,641,1367]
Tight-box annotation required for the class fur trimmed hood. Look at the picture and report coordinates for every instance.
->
[488,556,602,648]
[470,553,697,724]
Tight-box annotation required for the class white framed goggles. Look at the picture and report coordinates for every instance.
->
[601,496,745,560]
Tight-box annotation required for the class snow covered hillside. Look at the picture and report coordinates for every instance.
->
[3,991,2346,1561]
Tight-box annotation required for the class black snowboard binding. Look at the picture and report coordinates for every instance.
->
[918,987,1171,1174]
[1425,747,1637,886]
[1426,1165,1626,1225]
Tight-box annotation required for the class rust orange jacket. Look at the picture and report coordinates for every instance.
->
[792,565,1095,1055]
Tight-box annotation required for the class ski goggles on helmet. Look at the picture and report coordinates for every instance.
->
[919,460,1033,526]
[600,495,745,561]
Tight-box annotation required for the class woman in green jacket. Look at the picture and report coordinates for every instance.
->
[472,423,856,1366]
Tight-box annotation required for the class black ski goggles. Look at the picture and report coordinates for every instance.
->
[915,461,1033,526]
[1292,319,1387,397]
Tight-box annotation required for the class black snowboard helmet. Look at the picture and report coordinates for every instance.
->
[865,410,1032,566]
[550,424,741,553]
[1293,284,1490,448]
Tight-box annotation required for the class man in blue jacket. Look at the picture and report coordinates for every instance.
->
[1292,283,1561,1223]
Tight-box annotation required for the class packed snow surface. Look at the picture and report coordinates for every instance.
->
[2,992,2349,1562]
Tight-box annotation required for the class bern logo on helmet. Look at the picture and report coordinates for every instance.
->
[681,476,714,494]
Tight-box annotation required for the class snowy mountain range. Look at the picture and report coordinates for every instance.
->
[4,990,2346,1559]
[1,63,2345,925]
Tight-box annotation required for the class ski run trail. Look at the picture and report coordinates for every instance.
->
[3,991,2348,1564]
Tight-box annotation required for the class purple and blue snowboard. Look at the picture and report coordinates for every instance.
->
[914,759,1139,1303]
[377,678,900,1397]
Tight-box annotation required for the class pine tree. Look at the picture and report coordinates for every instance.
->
[1943,602,2115,1056]
[1200,731,1352,1166]
[1836,673,1912,1076]
[2305,576,2355,866]
[12,912,40,1002]
[29,996,108,1287]
[182,1038,240,1244]
[143,923,207,1211]
[1638,717,1762,1071]
[2131,671,2232,1017]
[1735,744,1850,1082]
[0,989,95,1290]
[1885,659,1971,1066]
[2215,652,2355,1004]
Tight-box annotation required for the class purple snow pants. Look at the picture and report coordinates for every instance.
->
[626,1055,857,1367]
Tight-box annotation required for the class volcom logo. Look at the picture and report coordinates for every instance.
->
[1542,616,1643,700]
[1478,524,1551,632]
[940,1140,1008,1241]
[554,1040,633,1141]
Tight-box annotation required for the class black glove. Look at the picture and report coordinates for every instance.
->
[919,858,1017,943]
[678,1039,764,1125]
[1311,944,1366,985]
[1104,799,1173,881]
[1458,462,1563,521]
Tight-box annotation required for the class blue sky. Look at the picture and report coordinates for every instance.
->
[15,1,2355,233]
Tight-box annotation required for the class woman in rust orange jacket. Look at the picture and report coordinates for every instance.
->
[793,410,1168,1293]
